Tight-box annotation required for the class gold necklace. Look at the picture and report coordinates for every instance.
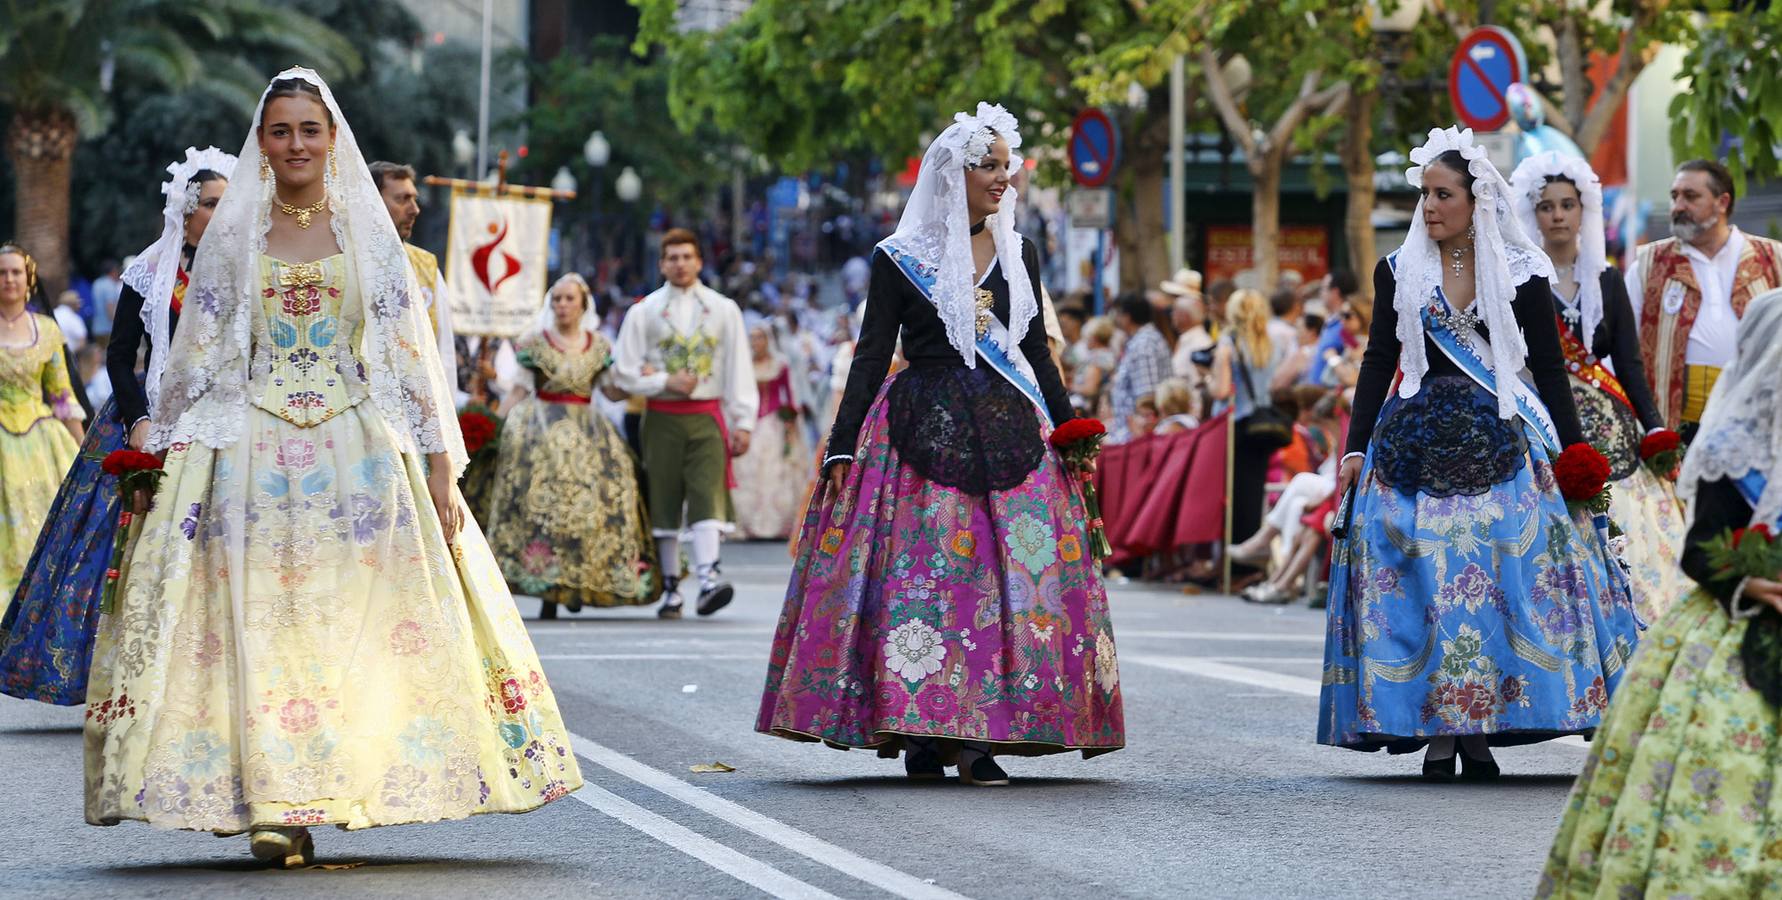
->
[276,193,327,229]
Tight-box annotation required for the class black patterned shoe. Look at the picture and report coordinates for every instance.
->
[904,746,945,780]
[959,755,1010,786]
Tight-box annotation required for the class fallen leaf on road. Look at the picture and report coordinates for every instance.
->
[689,762,736,774]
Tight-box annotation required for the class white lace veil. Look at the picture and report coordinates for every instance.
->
[1678,288,1782,527]
[522,272,601,340]
[120,146,237,415]
[1510,151,1606,343]
[1394,127,1554,419]
[878,102,1035,367]
[150,67,468,476]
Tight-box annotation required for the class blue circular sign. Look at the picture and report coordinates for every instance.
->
[1070,109,1119,188]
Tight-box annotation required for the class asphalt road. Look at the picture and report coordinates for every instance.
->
[0,542,1582,899]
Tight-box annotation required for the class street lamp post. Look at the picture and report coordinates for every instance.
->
[551,166,579,273]
[1369,0,1426,145]
[584,131,610,281]
[615,167,643,281]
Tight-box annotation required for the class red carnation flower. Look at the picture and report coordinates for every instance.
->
[1639,430,1682,459]
[101,449,163,477]
[458,410,498,455]
[1740,524,1778,549]
[1049,417,1108,448]
[1554,443,1611,502]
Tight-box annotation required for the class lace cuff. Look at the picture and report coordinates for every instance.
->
[821,453,854,471]
[1730,577,1763,620]
[1341,451,1365,465]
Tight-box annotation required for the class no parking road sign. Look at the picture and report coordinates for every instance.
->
[1449,26,1528,133]
[1070,108,1120,188]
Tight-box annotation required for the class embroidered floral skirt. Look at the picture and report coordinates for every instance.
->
[84,404,582,832]
[484,397,659,609]
[756,373,1125,759]
[1318,376,1644,752]
[1,397,127,704]
[1567,369,1691,625]
[732,414,811,540]
[1538,591,1782,898]
[0,417,79,602]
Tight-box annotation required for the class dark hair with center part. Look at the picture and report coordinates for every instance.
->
[258,77,332,129]
[1430,150,1477,193]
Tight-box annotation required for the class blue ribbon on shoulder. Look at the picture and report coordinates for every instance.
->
[880,245,1053,426]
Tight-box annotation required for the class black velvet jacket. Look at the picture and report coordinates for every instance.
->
[105,278,181,428]
[1557,267,1664,433]
[824,238,1073,463]
[1346,258,1587,456]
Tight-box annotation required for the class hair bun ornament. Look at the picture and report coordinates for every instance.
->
[955,101,1022,166]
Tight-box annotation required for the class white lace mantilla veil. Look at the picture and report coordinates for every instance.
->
[149,66,468,476]
[1394,126,1554,419]
[496,273,604,395]
[120,145,237,416]
[877,101,1036,368]
[1678,288,1782,528]
[1510,150,1607,343]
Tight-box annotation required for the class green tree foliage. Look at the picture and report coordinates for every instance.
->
[0,0,361,290]
[1670,2,1782,190]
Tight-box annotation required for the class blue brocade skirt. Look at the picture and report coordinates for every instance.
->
[0,396,128,705]
[1317,376,1644,752]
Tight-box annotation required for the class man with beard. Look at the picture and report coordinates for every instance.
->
[1626,159,1782,436]
[371,160,458,387]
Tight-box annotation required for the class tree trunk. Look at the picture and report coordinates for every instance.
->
[7,108,78,300]
[1341,86,1378,296]
[1251,151,1283,290]
[1113,102,1173,294]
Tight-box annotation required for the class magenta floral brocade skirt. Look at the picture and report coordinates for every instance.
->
[755,373,1125,759]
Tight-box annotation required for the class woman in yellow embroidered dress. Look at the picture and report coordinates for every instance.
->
[83,69,581,867]
[0,244,85,598]
[486,274,659,615]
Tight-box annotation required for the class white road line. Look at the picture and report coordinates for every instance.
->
[570,733,973,900]
[1116,629,1325,643]
[541,653,759,661]
[1125,654,1593,751]
[570,782,840,900]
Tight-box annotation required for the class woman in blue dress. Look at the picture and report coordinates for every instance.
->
[0,147,233,704]
[1318,127,1643,779]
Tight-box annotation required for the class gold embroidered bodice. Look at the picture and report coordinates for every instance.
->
[518,330,610,398]
[253,253,370,427]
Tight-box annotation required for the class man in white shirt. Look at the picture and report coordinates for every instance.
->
[613,229,757,619]
[1626,159,1782,435]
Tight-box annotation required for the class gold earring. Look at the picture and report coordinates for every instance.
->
[328,147,338,180]
[261,154,273,182]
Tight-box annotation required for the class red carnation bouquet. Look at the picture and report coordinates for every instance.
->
[1702,523,1782,589]
[1640,429,1684,479]
[1554,442,1614,519]
[458,404,501,458]
[96,449,166,614]
[1050,417,1112,560]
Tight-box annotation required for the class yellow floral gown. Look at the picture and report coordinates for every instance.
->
[484,330,659,609]
[0,314,81,598]
[84,254,582,832]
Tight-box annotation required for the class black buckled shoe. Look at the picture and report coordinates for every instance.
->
[657,577,685,620]
[1459,744,1501,781]
[696,573,734,617]
[1421,753,1457,783]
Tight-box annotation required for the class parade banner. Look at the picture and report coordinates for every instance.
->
[443,190,552,338]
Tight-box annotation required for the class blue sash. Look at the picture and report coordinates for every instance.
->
[1732,471,1782,529]
[880,245,1053,425]
[1387,252,1560,453]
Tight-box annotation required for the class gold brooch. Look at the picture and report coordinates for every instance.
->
[974,287,994,337]
[276,261,325,288]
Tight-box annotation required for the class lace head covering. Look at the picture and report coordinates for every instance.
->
[1394,126,1554,419]
[524,272,600,340]
[150,67,467,475]
[878,102,1034,368]
[1678,288,1782,527]
[120,146,236,416]
[1509,151,1605,343]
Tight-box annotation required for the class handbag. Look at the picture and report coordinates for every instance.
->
[1232,345,1292,452]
